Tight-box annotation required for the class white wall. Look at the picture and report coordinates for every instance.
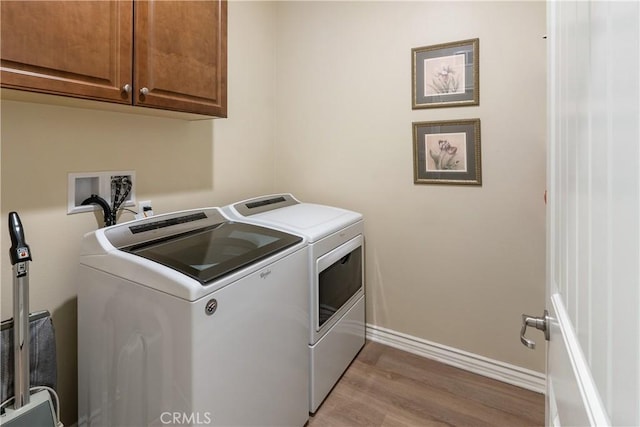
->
[0,2,277,425]
[274,1,547,371]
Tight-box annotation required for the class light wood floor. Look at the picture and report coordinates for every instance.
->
[308,341,544,427]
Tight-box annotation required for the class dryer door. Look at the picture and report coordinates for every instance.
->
[315,235,364,333]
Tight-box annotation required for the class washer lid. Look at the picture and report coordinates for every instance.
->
[121,222,301,285]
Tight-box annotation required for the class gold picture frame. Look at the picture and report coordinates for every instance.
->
[412,119,482,185]
[412,38,479,109]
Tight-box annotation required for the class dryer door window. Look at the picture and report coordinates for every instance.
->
[317,236,363,329]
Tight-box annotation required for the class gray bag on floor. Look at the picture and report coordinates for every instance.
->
[0,311,57,405]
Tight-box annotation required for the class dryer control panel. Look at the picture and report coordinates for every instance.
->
[233,194,299,216]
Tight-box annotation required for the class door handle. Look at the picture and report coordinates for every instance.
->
[520,310,550,349]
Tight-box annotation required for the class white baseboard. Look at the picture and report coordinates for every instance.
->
[365,323,546,394]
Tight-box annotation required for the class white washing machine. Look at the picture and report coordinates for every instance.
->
[223,194,365,413]
[77,207,310,427]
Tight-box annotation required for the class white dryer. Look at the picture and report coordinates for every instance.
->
[223,194,365,413]
[77,207,310,427]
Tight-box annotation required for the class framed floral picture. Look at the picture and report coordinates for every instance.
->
[412,38,479,109]
[412,119,481,185]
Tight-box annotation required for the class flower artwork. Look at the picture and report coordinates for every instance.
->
[412,39,478,109]
[412,119,481,185]
[425,133,467,172]
[424,54,466,96]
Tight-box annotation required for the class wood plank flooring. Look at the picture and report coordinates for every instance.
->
[308,341,544,427]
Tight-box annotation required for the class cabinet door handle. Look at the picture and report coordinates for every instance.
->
[121,84,131,94]
[140,87,149,96]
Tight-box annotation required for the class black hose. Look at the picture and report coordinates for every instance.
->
[81,194,114,227]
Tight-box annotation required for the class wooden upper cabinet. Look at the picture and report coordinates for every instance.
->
[135,1,227,117]
[1,0,227,117]
[0,1,133,104]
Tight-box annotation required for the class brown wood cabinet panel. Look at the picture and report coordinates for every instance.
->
[134,0,227,117]
[2,0,227,117]
[1,1,133,103]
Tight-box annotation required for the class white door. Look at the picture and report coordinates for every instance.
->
[539,1,640,426]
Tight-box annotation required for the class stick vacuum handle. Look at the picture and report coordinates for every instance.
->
[9,211,32,265]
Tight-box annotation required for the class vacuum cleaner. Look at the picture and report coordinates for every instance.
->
[0,212,60,427]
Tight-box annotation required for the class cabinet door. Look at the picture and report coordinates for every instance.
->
[1,1,133,103]
[134,0,227,117]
